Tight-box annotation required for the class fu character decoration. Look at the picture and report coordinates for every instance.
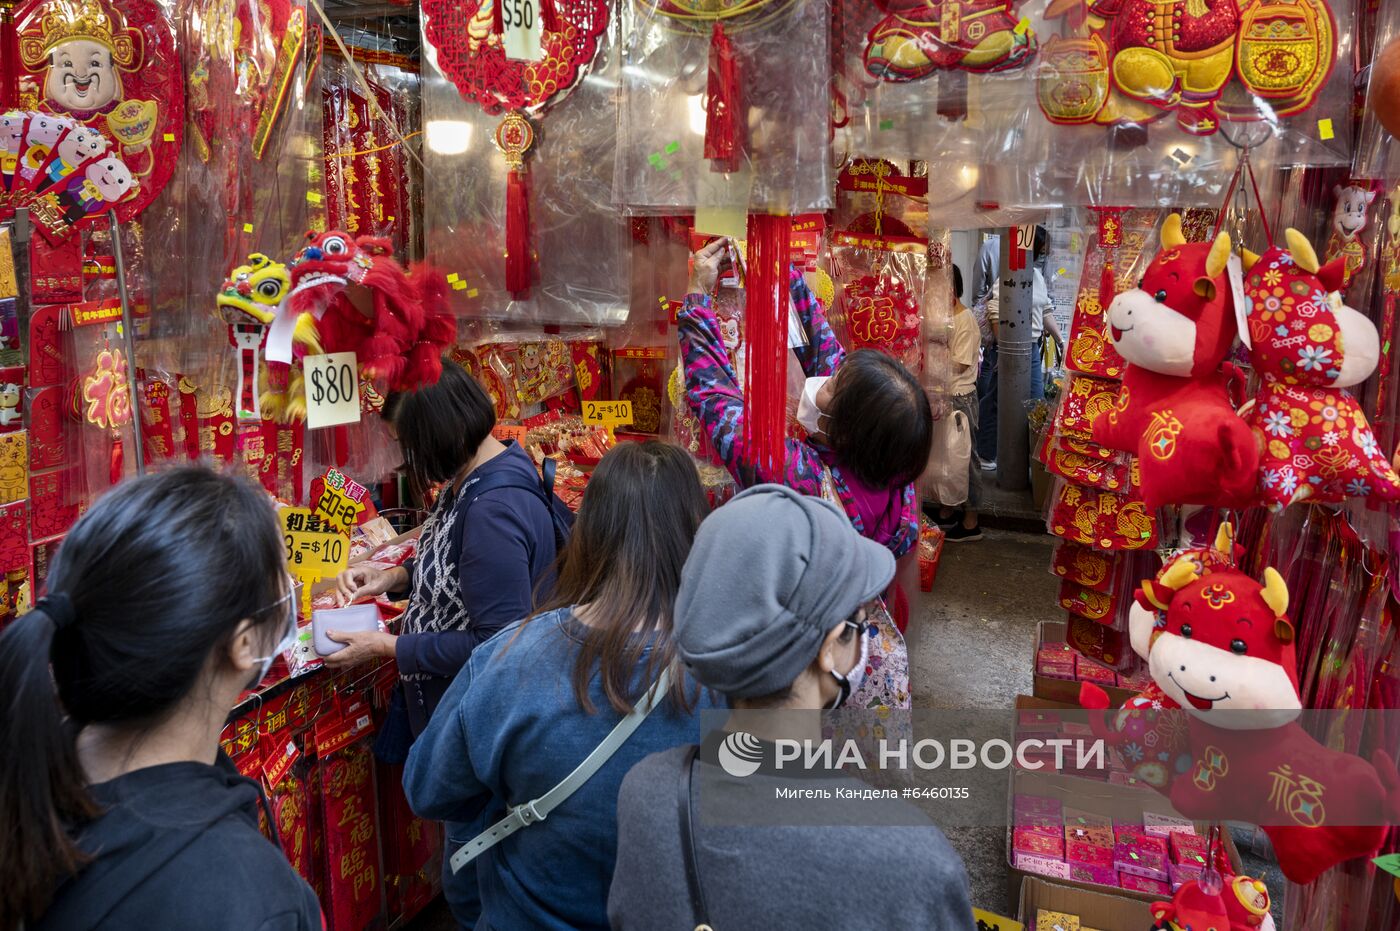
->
[421,0,608,296]
[1081,525,1400,885]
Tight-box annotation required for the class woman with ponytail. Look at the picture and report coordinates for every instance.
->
[0,466,321,931]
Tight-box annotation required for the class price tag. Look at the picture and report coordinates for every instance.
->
[1228,253,1251,350]
[304,352,361,430]
[1014,224,1037,253]
[314,484,366,534]
[1374,853,1400,877]
[492,423,528,445]
[500,0,543,62]
[281,507,350,609]
[583,399,633,430]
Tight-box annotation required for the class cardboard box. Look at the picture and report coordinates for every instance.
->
[1018,876,1154,929]
[1006,769,1242,904]
[1033,621,1137,708]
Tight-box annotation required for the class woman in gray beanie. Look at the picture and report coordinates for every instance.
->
[609,485,975,930]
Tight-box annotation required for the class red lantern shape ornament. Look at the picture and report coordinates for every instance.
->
[14,0,182,237]
[421,0,608,296]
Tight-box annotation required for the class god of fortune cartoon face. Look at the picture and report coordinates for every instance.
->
[19,1,142,114]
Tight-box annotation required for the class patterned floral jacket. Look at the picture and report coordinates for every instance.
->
[678,266,919,558]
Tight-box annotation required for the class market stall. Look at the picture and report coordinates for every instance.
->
[0,0,1397,926]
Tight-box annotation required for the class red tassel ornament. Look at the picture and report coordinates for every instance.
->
[742,214,792,478]
[704,22,744,172]
[1098,258,1116,316]
[494,112,536,297]
[0,2,17,109]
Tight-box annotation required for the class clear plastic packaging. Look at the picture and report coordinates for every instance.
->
[421,0,626,325]
[614,0,832,213]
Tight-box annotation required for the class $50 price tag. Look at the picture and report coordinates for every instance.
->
[501,0,543,62]
[305,352,361,430]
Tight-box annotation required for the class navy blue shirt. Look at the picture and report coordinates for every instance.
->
[395,442,559,734]
[404,609,715,931]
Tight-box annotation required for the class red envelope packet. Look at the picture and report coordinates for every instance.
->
[1057,375,1121,439]
[1068,613,1129,669]
[1040,430,1132,492]
[28,304,68,387]
[1059,579,1117,623]
[0,499,26,572]
[1051,542,1120,593]
[1050,485,1158,552]
[1065,284,1126,380]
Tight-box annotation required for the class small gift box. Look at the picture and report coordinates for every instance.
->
[1077,660,1117,687]
[1170,861,1204,889]
[1114,840,1169,882]
[1119,872,1171,896]
[1014,851,1071,880]
[1144,812,1195,838]
[1069,860,1118,887]
[1037,654,1078,681]
[1170,831,1209,865]
[1014,830,1066,859]
[1035,908,1080,931]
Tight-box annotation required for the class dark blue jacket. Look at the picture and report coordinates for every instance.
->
[395,442,559,735]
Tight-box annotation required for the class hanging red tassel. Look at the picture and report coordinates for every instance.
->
[1099,258,1116,314]
[505,167,530,295]
[333,424,350,468]
[110,435,123,486]
[742,214,792,478]
[539,0,560,34]
[0,4,17,110]
[495,113,536,297]
[704,22,744,173]
[492,0,503,34]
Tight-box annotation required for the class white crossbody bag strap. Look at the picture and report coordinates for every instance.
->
[449,666,675,874]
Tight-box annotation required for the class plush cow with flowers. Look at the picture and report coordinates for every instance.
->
[1085,534,1400,884]
[1092,214,1258,509]
[1240,228,1400,510]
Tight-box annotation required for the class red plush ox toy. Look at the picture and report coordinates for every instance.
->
[1150,872,1276,931]
[1092,214,1258,509]
[1086,543,1400,884]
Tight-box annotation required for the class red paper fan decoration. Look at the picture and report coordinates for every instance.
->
[14,0,183,233]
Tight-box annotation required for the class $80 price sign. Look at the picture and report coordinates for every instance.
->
[304,352,361,430]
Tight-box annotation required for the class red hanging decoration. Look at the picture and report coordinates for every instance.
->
[1098,258,1115,316]
[742,213,791,477]
[495,111,536,297]
[0,2,17,109]
[704,22,743,172]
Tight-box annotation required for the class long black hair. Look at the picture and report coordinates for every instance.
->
[0,467,288,930]
[530,441,709,715]
[384,361,496,494]
[826,349,935,489]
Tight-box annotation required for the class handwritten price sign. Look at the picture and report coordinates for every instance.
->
[500,0,543,61]
[304,352,361,430]
[582,399,633,429]
[312,468,369,534]
[280,507,349,612]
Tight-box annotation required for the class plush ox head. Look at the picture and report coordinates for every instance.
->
[1106,214,1235,378]
[1128,523,1240,661]
[1242,229,1379,389]
[1138,555,1301,729]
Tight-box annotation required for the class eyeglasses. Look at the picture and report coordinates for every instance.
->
[843,605,872,639]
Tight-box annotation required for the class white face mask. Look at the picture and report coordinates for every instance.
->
[828,617,871,710]
[796,376,831,436]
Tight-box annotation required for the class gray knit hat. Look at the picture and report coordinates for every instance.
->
[674,484,895,698]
